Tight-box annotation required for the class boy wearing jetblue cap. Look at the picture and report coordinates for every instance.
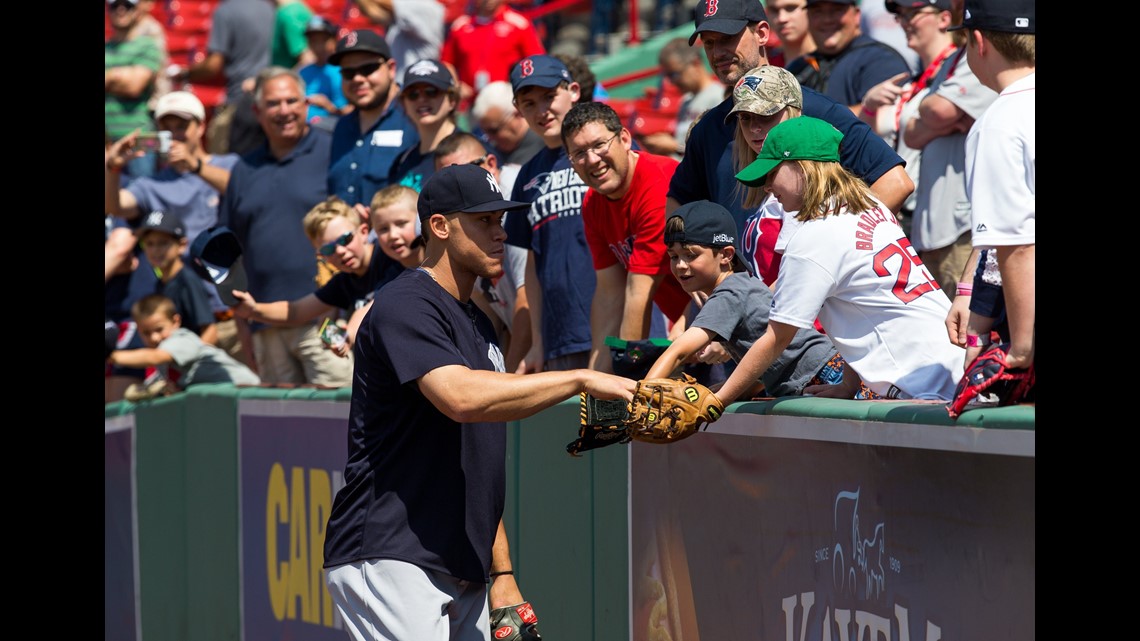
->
[644,200,859,400]
[322,161,635,641]
[945,0,1035,377]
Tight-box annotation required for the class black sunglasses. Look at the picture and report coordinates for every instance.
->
[340,60,385,81]
[318,230,355,256]
[403,86,442,102]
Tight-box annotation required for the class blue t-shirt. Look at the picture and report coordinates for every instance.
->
[323,269,506,582]
[327,103,419,207]
[219,128,332,304]
[667,88,904,232]
[786,35,912,107]
[299,62,348,123]
[314,240,405,311]
[505,146,595,361]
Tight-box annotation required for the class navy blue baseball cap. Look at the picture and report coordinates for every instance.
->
[418,164,530,223]
[329,29,391,66]
[664,200,752,275]
[949,0,1033,33]
[402,59,455,92]
[304,15,338,36]
[510,55,573,94]
[137,210,186,239]
[189,226,248,307]
[689,0,768,46]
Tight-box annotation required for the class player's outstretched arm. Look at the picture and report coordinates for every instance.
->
[419,366,636,424]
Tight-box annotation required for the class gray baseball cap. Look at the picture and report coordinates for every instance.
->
[725,66,803,123]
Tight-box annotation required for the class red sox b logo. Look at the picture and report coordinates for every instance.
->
[345,31,358,47]
[704,0,720,17]
[520,58,535,77]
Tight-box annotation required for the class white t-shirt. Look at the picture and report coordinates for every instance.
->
[770,199,964,399]
[965,72,1035,249]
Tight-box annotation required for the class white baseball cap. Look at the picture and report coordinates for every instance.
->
[154,91,206,122]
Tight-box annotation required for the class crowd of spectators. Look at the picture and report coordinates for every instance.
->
[105,0,1032,407]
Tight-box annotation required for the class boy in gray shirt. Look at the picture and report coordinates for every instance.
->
[645,200,859,398]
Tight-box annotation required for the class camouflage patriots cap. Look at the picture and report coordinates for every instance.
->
[724,66,803,123]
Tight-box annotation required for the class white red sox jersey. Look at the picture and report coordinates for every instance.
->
[770,199,965,400]
[965,72,1034,250]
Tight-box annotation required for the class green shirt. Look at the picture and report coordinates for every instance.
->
[105,35,162,140]
[271,2,314,68]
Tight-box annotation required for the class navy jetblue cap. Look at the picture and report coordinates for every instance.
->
[664,200,752,275]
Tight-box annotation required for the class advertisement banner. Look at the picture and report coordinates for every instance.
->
[630,413,1035,641]
[105,415,139,641]
[239,400,350,641]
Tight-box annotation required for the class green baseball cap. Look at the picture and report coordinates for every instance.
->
[734,116,843,187]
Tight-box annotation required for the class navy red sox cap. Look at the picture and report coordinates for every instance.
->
[418,164,531,223]
[329,29,391,66]
[689,0,769,46]
[949,0,1034,33]
[509,55,573,94]
[664,200,752,275]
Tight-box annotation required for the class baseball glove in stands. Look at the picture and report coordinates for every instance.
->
[490,602,542,641]
[947,343,1035,419]
[567,374,725,456]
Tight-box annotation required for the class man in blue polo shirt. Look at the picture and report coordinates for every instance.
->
[218,66,353,387]
[326,29,419,209]
[667,0,914,230]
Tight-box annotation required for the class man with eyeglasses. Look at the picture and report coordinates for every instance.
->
[561,102,691,375]
[641,37,724,159]
[785,0,911,112]
[327,29,420,210]
[105,0,162,178]
[218,66,354,387]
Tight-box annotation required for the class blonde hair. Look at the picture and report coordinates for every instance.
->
[732,106,803,208]
[967,30,1034,65]
[794,160,877,222]
[369,184,419,213]
[302,196,359,242]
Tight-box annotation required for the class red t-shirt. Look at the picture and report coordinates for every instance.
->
[582,151,690,323]
[440,6,545,99]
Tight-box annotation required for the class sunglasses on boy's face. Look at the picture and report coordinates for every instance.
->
[318,231,355,256]
[340,60,385,81]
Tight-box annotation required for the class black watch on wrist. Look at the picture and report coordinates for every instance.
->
[193,157,204,174]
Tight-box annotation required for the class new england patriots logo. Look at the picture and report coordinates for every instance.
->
[735,74,764,92]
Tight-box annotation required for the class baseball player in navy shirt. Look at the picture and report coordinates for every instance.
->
[323,164,635,641]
